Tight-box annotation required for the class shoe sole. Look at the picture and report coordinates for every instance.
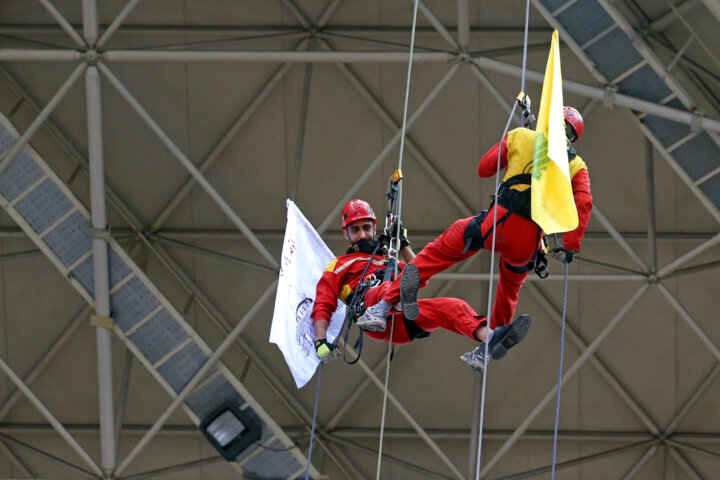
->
[400,263,420,321]
[490,314,531,360]
[356,320,387,332]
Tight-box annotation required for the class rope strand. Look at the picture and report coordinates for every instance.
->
[551,262,570,479]
[375,1,419,476]
[304,362,323,480]
[474,1,531,478]
[375,318,396,480]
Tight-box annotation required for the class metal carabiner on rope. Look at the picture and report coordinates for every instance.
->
[516,91,536,129]
[384,169,404,257]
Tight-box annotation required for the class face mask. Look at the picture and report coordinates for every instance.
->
[347,238,379,254]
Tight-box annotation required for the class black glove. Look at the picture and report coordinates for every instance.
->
[552,245,576,264]
[314,339,336,361]
[391,220,411,250]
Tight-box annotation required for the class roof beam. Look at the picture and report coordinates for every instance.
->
[457,0,470,48]
[36,0,85,48]
[98,62,280,269]
[113,282,278,476]
[0,440,34,478]
[0,354,103,476]
[0,433,95,477]
[0,24,553,37]
[649,0,700,32]
[419,0,460,49]
[149,38,308,231]
[317,64,459,234]
[84,1,117,469]
[2,47,720,134]
[97,0,143,48]
[319,39,474,216]
[480,285,650,477]
[526,283,661,435]
[698,0,720,24]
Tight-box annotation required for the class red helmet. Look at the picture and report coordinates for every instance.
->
[563,106,584,142]
[341,199,376,229]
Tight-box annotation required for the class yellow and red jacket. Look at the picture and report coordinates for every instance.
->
[312,252,398,323]
[478,127,593,251]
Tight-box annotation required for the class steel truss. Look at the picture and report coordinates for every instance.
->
[0,0,718,479]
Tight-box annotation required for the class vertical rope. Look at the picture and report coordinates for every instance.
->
[519,0,531,95]
[393,0,420,244]
[304,363,323,480]
[550,262,569,479]
[376,1,419,475]
[475,1,531,478]
[375,319,396,479]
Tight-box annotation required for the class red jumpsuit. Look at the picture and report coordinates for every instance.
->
[312,252,486,345]
[377,128,593,328]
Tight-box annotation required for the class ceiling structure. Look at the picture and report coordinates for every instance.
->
[0,1,719,479]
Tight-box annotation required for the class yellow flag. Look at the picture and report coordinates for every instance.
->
[531,30,578,234]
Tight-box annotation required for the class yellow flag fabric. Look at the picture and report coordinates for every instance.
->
[531,30,578,234]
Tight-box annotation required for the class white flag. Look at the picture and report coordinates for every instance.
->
[270,200,345,388]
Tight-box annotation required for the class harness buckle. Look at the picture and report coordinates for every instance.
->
[533,250,550,279]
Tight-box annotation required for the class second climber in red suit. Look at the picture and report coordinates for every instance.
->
[358,106,593,372]
[311,199,530,368]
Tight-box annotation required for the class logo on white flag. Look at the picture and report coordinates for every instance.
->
[295,297,315,357]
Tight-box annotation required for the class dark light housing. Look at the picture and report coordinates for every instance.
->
[199,402,262,461]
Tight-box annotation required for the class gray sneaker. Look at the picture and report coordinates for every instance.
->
[460,343,490,373]
[460,314,531,373]
[356,300,390,331]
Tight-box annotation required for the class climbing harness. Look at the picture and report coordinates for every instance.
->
[329,170,408,365]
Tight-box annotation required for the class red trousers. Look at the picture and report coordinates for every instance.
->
[363,286,485,345]
[380,206,541,328]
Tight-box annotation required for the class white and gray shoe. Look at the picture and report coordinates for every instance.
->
[356,300,390,331]
[460,343,490,373]
[460,314,531,373]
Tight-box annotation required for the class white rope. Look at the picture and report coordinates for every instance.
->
[375,1,420,477]
[474,1,532,478]
[375,318,396,480]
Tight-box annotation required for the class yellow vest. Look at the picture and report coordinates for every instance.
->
[504,128,586,191]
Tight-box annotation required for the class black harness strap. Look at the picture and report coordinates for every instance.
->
[497,173,532,220]
[462,207,512,254]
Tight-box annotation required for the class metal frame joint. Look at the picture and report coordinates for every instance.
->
[85,49,100,66]
[690,110,704,133]
[603,84,619,108]
[87,226,111,240]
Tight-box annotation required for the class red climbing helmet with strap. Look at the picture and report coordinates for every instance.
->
[563,106,584,142]
[341,199,377,229]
